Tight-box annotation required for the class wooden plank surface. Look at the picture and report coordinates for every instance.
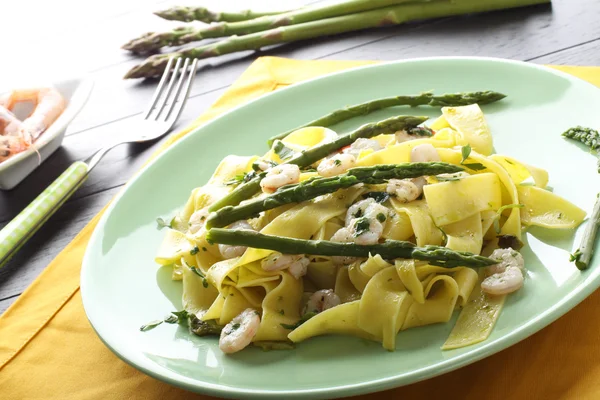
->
[1,0,600,314]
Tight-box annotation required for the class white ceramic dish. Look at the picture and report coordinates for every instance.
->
[0,78,93,190]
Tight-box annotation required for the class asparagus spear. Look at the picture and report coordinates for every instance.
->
[206,228,497,268]
[267,91,506,146]
[122,26,196,54]
[563,126,600,173]
[207,115,427,212]
[124,0,425,54]
[206,162,463,228]
[124,0,551,79]
[154,6,287,23]
[570,194,600,270]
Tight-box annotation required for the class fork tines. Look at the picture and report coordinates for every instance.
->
[143,57,198,122]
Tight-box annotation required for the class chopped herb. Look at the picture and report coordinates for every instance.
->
[202,247,208,252]
[362,191,390,203]
[272,140,294,160]
[493,204,524,234]
[460,144,472,164]
[376,213,387,223]
[190,246,199,255]
[231,323,241,331]
[463,162,486,171]
[190,265,210,288]
[278,296,284,301]
[353,217,371,237]
[497,235,524,250]
[280,312,317,330]
[569,249,583,263]
[353,208,364,218]
[278,309,285,315]
[156,217,172,230]
[334,159,342,166]
[407,126,434,137]
[224,173,246,186]
[140,320,164,331]
[165,310,189,324]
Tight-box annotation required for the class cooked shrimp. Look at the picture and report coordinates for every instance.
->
[261,252,309,275]
[350,217,383,245]
[344,138,382,157]
[346,198,376,226]
[317,153,356,177]
[0,105,23,136]
[386,179,422,203]
[188,208,209,234]
[486,248,525,276]
[218,220,254,259]
[303,289,341,315]
[2,88,66,142]
[0,136,29,163]
[219,308,260,354]
[330,227,357,265]
[481,266,524,296]
[288,257,310,279]
[260,164,300,193]
[410,143,440,163]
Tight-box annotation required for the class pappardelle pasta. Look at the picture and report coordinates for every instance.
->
[152,103,586,354]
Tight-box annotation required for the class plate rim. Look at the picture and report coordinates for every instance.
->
[81,56,600,399]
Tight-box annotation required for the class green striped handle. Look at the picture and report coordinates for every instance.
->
[0,161,89,268]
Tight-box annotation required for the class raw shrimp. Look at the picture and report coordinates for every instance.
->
[2,87,66,142]
[218,220,254,259]
[219,309,261,354]
[260,164,300,193]
[317,153,356,177]
[410,143,440,163]
[481,266,524,296]
[303,289,341,315]
[386,179,422,203]
[261,252,310,278]
[344,138,382,158]
[0,136,29,163]
[486,247,525,276]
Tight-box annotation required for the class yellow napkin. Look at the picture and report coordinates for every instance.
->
[1,57,599,400]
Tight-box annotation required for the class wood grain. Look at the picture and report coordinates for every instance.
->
[2,0,600,310]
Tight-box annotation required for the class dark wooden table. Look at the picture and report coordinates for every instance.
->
[1,0,599,314]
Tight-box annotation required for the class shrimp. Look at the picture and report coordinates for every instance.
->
[260,164,300,193]
[481,266,524,296]
[317,153,356,177]
[344,138,382,158]
[219,308,261,354]
[218,220,254,259]
[0,136,29,163]
[330,227,357,265]
[410,143,440,163]
[303,289,341,315]
[261,252,310,277]
[350,217,383,245]
[1,87,66,142]
[486,247,525,276]
[0,105,23,136]
[386,179,422,203]
[188,208,209,234]
[345,198,389,226]
[395,129,419,144]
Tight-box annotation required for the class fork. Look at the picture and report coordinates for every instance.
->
[0,57,198,268]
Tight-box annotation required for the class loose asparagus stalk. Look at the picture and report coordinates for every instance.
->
[267,91,506,146]
[124,0,425,54]
[206,162,463,228]
[207,115,427,212]
[206,228,497,268]
[122,26,196,54]
[154,6,287,23]
[571,194,600,270]
[124,0,550,79]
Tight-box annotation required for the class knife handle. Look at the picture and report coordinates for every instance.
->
[0,161,89,268]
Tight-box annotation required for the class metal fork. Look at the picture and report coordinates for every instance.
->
[0,58,198,268]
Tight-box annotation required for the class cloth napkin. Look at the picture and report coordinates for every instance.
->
[1,57,599,400]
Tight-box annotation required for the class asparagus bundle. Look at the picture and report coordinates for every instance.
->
[206,162,463,228]
[154,6,287,23]
[267,91,506,146]
[123,0,426,53]
[124,0,550,79]
[207,115,428,212]
[206,228,497,268]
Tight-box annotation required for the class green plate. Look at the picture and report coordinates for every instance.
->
[81,57,600,399]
